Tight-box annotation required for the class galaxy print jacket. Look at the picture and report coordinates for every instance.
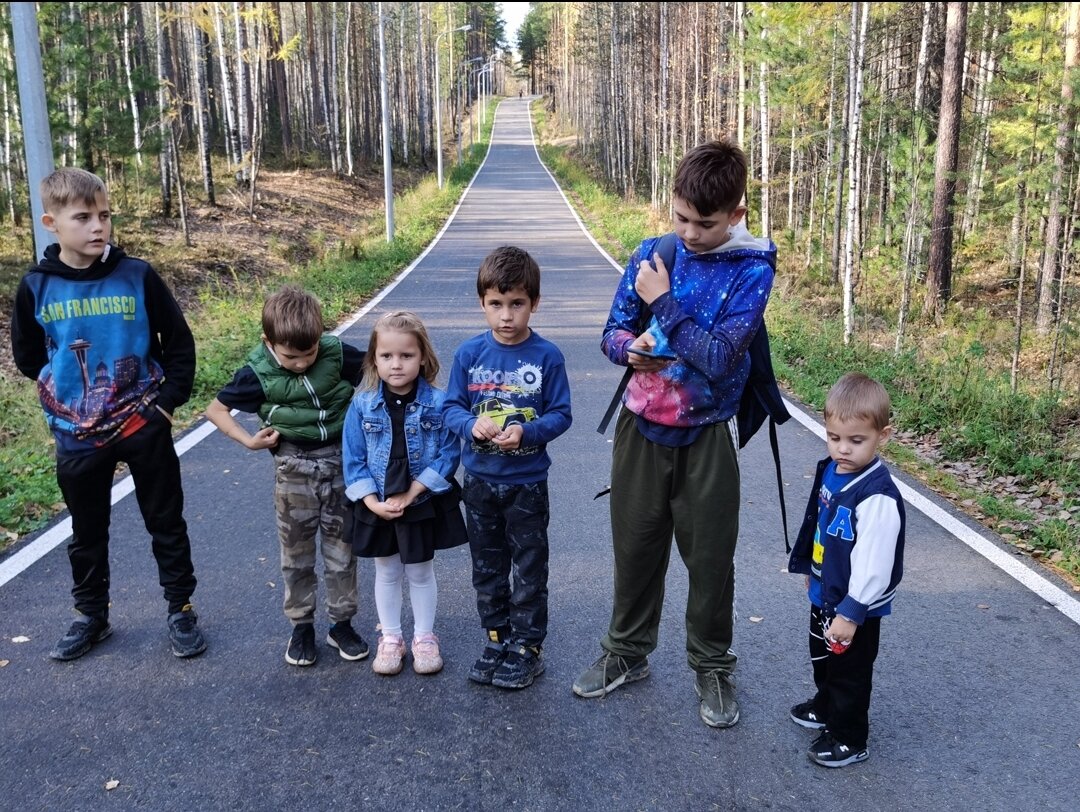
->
[601,223,776,428]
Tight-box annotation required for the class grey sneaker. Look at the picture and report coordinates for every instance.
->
[695,669,739,728]
[167,605,207,658]
[50,614,112,661]
[572,651,649,698]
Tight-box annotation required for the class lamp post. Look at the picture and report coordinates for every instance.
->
[377,2,393,241]
[434,23,470,189]
[475,64,493,143]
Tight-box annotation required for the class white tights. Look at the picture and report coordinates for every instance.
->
[373,555,437,638]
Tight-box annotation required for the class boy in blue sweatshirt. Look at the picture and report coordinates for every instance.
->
[443,246,572,690]
[573,139,775,729]
[787,372,905,768]
[10,167,206,661]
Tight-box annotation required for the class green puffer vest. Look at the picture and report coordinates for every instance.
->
[248,335,355,442]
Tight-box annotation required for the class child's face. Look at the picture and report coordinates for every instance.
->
[42,193,112,269]
[481,285,538,345]
[374,329,423,395]
[266,340,319,374]
[672,196,745,254]
[825,414,892,474]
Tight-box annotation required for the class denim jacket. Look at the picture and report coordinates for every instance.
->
[342,378,461,503]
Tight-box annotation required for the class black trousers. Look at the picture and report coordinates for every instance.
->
[809,604,881,750]
[55,412,197,618]
[462,473,549,648]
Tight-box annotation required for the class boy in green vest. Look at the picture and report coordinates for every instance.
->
[206,286,367,667]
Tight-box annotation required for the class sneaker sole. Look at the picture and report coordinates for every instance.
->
[372,660,404,675]
[809,749,869,768]
[571,661,649,698]
[49,624,113,661]
[326,635,370,661]
[491,659,546,690]
[790,712,826,730]
[467,668,496,685]
[172,640,208,658]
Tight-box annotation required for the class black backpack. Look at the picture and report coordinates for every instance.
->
[596,232,793,549]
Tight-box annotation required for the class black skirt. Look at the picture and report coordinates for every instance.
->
[348,478,468,564]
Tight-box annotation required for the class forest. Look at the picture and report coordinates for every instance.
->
[0,2,1077,576]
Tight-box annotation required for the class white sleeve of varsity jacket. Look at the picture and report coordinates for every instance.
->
[847,493,902,611]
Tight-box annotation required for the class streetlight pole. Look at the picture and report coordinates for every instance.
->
[377,2,394,241]
[475,65,492,144]
[10,3,54,261]
[434,23,470,189]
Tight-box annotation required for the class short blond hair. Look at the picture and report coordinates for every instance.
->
[824,373,892,431]
[261,286,325,349]
[362,311,440,390]
[40,167,108,214]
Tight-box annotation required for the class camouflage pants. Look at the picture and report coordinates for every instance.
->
[462,473,549,648]
[274,442,357,625]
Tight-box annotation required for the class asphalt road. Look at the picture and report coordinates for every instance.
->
[1,99,1078,812]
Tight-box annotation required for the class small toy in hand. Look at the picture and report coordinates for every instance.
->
[826,636,851,655]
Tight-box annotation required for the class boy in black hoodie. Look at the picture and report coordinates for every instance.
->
[10,167,207,661]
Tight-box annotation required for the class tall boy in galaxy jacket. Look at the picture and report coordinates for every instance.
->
[10,167,206,661]
[573,139,775,730]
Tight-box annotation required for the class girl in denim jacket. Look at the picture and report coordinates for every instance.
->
[343,312,467,676]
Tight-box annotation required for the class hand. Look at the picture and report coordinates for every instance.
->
[626,334,671,373]
[634,251,671,305]
[471,415,501,441]
[365,497,404,521]
[825,615,857,648]
[246,427,280,450]
[492,423,523,450]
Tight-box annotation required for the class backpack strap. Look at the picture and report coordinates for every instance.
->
[769,416,791,552]
[597,234,677,435]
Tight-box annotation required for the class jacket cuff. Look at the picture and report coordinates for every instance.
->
[834,596,868,625]
[346,479,377,502]
[417,467,450,494]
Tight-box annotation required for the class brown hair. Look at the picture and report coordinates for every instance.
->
[40,167,109,213]
[361,310,440,390]
[672,138,747,216]
[476,245,541,302]
[824,373,892,431]
[261,286,325,349]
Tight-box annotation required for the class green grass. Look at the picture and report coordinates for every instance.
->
[0,98,500,547]
[530,105,1080,582]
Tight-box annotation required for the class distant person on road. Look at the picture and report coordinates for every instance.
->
[572,139,776,728]
[443,246,573,690]
[206,286,367,668]
[341,311,466,677]
[787,372,905,768]
[10,167,207,661]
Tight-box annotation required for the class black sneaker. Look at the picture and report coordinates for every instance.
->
[572,651,649,698]
[468,630,508,685]
[790,699,827,730]
[49,614,112,661]
[327,621,369,661]
[491,644,545,689]
[808,732,869,768]
[285,623,316,666]
[167,604,207,658]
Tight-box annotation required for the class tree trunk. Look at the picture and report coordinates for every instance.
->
[924,1,968,322]
[155,2,172,218]
[758,21,770,236]
[214,2,241,167]
[1036,1,1080,334]
[842,3,868,345]
[122,3,144,168]
[191,15,215,204]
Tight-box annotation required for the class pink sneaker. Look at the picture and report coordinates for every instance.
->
[411,633,443,675]
[372,634,405,675]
